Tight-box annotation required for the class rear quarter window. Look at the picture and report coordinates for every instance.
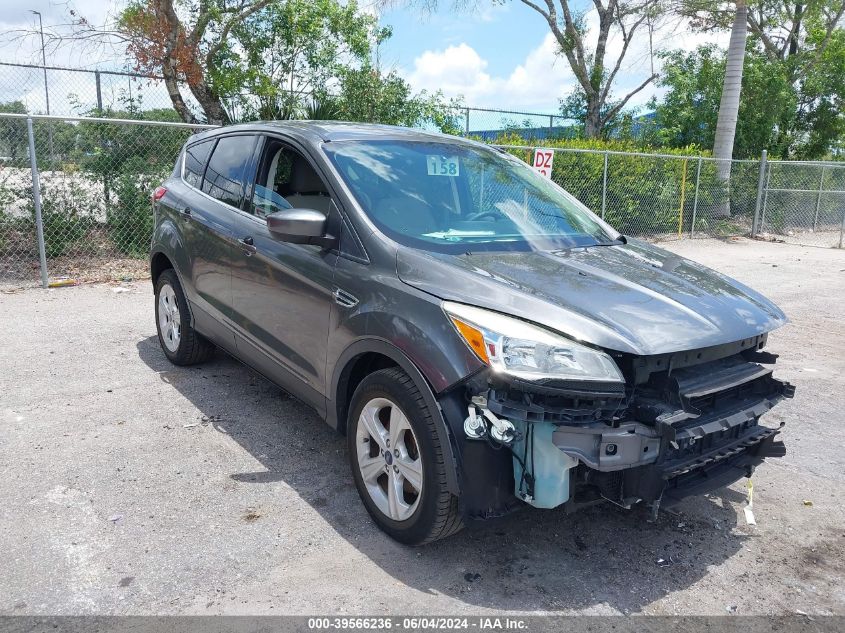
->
[183,139,214,188]
[202,135,257,207]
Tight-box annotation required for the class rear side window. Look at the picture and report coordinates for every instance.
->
[202,135,257,208]
[183,139,213,188]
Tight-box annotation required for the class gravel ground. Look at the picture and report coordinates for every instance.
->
[1,238,843,616]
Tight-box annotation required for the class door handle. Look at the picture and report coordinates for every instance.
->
[180,207,192,220]
[239,235,257,255]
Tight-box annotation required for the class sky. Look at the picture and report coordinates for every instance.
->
[0,0,730,117]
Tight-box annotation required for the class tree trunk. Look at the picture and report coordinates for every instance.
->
[188,79,230,125]
[712,0,748,217]
[584,97,602,138]
[161,61,197,124]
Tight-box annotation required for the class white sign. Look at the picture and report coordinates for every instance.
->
[532,148,554,178]
[427,155,460,177]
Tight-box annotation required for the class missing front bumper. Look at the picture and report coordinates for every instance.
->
[585,424,785,507]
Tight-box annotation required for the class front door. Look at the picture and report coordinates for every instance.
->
[230,137,338,413]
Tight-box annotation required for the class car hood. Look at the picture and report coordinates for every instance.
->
[396,240,787,356]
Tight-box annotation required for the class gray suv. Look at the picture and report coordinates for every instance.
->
[150,122,794,544]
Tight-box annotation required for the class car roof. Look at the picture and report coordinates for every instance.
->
[189,120,485,148]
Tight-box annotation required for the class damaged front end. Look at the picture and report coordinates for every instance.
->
[451,334,794,521]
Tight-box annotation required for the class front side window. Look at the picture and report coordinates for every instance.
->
[249,143,294,218]
[249,140,331,218]
[323,140,619,253]
[202,135,256,207]
[183,139,214,188]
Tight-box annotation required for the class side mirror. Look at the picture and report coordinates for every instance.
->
[266,208,335,247]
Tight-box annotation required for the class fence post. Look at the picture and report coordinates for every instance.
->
[690,156,703,238]
[840,203,845,249]
[26,117,49,289]
[751,149,768,237]
[813,165,826,232]
[95,70,103,111]
[601,151,609,220]
[677,159,688,237]
[548,115,553,139]
[464,108,470,137]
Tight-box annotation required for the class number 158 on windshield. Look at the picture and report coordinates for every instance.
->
[427,155,460,176]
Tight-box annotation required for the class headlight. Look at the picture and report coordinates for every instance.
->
[443,302,624,383]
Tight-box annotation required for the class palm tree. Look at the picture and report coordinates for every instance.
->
[712,0,748,216]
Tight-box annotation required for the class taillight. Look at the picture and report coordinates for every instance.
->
[153,186,167,201]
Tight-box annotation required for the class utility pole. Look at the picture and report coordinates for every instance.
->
[30,10,54,164]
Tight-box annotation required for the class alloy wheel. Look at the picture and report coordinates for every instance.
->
[157,283,181,353]
[355,397,423,522]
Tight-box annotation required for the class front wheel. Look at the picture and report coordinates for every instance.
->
[347,368,463,545]
[154,269,215,365]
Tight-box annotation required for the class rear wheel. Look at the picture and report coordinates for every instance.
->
[347,368,463,545]
[154,269,214,365]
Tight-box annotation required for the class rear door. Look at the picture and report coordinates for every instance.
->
[229,136,339,412]
[179,134,258,339]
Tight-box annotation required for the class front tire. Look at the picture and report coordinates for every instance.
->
[347,368,463,545]
[154,269,214,365]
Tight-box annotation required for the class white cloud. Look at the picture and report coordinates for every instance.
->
[406,34,575,112]
[405,12,731,114]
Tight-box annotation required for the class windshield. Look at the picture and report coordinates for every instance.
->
[323,139,619,253]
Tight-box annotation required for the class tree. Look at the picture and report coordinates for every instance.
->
[712,1,748,170]
[396,1,663,138]
[64,0,376,124]
[516,1,662,138]
[215,0,375,121]
[0,101,28,163]
[116,0,277,124]
[652,45,793,156]
[334,64,464,133]
[679,0,845,156]
[655,3,845,159]
[559,88,639,138]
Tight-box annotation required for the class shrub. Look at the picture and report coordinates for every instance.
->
[108,170,165,256]
[488,133,758,235]
[36,180,97,257]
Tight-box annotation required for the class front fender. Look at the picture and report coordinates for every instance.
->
[328,337,471,496]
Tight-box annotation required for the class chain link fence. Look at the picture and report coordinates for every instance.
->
[1,113,214,286]
[492,145,769,240]
[0,61,574,136]
[759,160,845,248]
[0,61,183,116]
[2,116,844,287]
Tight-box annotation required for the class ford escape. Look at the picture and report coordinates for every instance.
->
[150,122,794,544]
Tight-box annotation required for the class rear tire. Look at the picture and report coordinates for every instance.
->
[154,269,214,366]
[347,367,463,545]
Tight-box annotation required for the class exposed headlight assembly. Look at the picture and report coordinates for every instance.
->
[443,302,623,383]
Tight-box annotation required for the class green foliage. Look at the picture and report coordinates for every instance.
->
[650,45,803,158]
[304,98,341,121]
[491,134,721,236]
[0,101,27,164]
[559,88,636,140]
[29,180,96,258]
[71,107,187,256]
[219,0,375,120]
[654,2,845,159]
[334,64,464,133]
[109,168,161,256]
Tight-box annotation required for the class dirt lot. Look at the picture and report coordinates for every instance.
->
[1,238,844,616]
